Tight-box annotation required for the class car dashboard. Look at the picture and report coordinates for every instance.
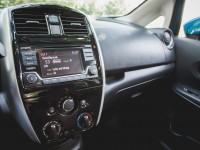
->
[0,4,175,148]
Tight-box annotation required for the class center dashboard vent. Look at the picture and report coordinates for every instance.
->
[13,11,49,35]
[60,15,89,35]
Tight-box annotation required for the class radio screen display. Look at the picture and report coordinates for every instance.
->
[38,50,83,78]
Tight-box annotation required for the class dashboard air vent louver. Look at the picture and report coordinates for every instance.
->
[163,29,174,49]
[14,12,48,35]
[60,15,88,35]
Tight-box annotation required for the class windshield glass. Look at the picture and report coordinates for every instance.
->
[0,0,146,16]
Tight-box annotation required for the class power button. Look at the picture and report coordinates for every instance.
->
[27,74,38,84]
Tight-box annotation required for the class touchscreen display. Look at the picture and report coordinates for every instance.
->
[38,50,83,78]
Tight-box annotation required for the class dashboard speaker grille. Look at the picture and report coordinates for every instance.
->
[60,15,88,35]
[13,12,48,35]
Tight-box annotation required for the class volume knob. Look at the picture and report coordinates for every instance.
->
[26,74,37,84]
[89,66,98,75]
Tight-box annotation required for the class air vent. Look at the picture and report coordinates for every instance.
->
[14,12,48,35]
[60,15,88,35]
[163,29,174,49]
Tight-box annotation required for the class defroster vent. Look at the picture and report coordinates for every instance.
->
[14,12,48,35]
[60,15,88,35]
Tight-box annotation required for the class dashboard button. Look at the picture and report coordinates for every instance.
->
[23,60,38,66]
[74,76,81,80]
[83,48,93,53]
[89,66,98,75]
[80,75,86,79]
[48,107,56,115]
[80,100,89,108]
[67,76,74,81]
[43,79,52,85]
[84,57,94,61]
[27,74,38,84]
[51,78,59,84]
[23,56,37,61]
[84,53,94,57]
[84,45,92,48]
[20,47,31,51]
[58,77,65,83]
[26,67,36,71]
[21,51,36,56]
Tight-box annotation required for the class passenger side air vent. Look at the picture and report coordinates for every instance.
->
[60,15,88,35]
[163,29,174,49]
[14,12,48,35]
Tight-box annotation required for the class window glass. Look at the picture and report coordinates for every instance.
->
[146,16,165,28]
[0,0,146,16]
[179,0,200,37]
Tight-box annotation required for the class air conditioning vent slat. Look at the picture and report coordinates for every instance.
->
[62,20,85,23]
[14,11,48,35]
[15,23,47,26]
[61,15,88,35]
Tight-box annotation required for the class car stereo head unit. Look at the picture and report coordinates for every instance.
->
[38,50,83,78]
[20,45,98,88]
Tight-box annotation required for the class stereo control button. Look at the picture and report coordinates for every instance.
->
[58,77,65,83]
[83,48,93,53]
[85,57,94,61]
[26,67,36,71]
[89,66,98,75]
[20,47,31,51]
[80,74,87,79]
[23,56,37,61]
[74,76,81,80]
[51,78,59,84]
[23,60,38,66]
[27,74,37,84]
[21,51,36,56]
[67,76,74,81]
[43,79,52,85]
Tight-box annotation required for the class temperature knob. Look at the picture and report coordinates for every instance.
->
[77,112,93,130]
[43,121,61,140]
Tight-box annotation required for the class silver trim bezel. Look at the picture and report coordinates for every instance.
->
[85,16,106,125]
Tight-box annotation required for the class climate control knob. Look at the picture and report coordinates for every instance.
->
[77,112,93,130]
[42,121,61,140]
[62,98,75,112]
[58,96,75,115]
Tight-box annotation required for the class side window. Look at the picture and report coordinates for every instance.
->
[146,16,165,28]
[179,0,200,40]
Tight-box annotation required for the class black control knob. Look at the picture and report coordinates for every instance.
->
[77,112,93,130]
[63,98,75,112]
[43,121,61,140]
[89,66,98,75]
[27,74,37,84]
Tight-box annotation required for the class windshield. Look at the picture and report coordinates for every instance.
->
[0,0,146,16]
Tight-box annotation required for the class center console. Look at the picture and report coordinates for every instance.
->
[0,4,105,145]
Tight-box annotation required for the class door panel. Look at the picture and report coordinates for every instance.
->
[173,37,200,143]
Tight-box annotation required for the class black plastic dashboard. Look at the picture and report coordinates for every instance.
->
[93,18,175,75]
[0,4,175,148]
